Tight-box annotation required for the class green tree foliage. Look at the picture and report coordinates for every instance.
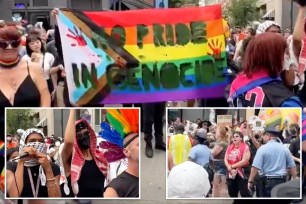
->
[225,0,259,28]
[6,109,33,135]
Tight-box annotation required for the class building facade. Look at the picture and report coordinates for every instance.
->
[0,0,13,21]
[0,0,154,26]
[257,0,299,31]
[32,109,109,138]
[168,109,249,124]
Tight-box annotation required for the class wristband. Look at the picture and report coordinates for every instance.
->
[248,181,254,183]
[47,178,55,181]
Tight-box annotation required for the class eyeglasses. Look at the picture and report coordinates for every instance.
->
[0,39,21,49]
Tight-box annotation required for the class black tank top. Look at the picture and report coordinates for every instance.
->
[77,159,106,197]
[107,171,139,197]
[0,62,40,140]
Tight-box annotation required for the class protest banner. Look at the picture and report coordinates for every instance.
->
[56,5,227,106]
[217,115,232,127]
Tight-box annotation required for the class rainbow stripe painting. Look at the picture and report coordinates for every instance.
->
[57,5,227,106]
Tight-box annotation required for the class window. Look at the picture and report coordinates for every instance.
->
[33,0,48,7]
[95,109,100,126]
[71,0,101,10]
[95,109,107,126]
[71,0,92,10]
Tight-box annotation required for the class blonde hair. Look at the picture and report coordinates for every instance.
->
[216,126,229,143]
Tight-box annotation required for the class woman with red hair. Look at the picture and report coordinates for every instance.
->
[228,32,304,108]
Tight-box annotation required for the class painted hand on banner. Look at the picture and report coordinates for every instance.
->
[66,26,87,47]
[207,39,222,60]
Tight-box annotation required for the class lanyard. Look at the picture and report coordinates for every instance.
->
[27,167,40,197]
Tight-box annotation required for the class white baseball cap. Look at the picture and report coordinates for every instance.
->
[256,20,281,34]
[168,161,211,198]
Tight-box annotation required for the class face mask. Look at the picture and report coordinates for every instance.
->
[290,129,297,136]
[22,142,47,167]
[55,141,60,147]
[77,130,90,149]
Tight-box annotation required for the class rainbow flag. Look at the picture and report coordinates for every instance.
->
[0,141,4,157]
[57,5,227,106]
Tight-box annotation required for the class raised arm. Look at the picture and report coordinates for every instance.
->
[293,5,306,58]
[247,124,261,149]
[61,109,76,176]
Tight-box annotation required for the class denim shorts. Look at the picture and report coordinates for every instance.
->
[213,160,227,176]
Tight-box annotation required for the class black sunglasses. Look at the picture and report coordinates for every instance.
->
[0,39,21,49]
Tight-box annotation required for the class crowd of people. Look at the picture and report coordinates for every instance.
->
[5,109,139,200]
[0,0,306,204]
[167,113,301,200]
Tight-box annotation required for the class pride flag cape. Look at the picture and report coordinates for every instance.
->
[57,5,227,106]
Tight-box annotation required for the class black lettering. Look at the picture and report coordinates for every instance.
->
[201,59,214,85]
[127,68,141,91]
[195,60,202,85]
[153,24,166,47]
[111,25,126,47]
[92,28,108,50]
[160,63,180,89]
[106,64,127,90]
[81,63,98,89]
[215,57,226,82]
[72,63,80,88]
[180,63,194,87]
[190,21,207,44]
[175,23,190,46]
[165,24,174,46]
[142,63,161,91]
[137,24,149,49]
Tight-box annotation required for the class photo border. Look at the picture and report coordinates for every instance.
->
[165,107,302,200]
[4,107,141,200]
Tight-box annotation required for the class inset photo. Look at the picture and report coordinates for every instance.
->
[5,108,140,199]
[166,108,302,200]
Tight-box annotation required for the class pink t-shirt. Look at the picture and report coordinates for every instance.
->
[226,143,250,178]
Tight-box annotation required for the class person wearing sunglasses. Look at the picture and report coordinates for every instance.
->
[0,22,50,146]
[22,30,59,100]
[224,131,252,197]
[61,109,108,198]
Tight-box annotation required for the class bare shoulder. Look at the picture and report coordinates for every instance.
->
[26,61,44,81]
[104,187,119,197]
